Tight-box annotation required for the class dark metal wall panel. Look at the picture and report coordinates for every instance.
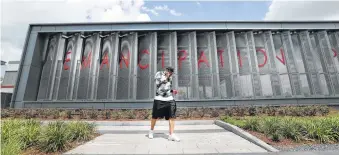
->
[272,32,292,97]
[96,33,119,100]
[299,31,321,95]
[136,32,156,100]
[317,31,339,95]
[208,32,221,98]
[281,31,302,96]
[89,34,101,100]
[57,34,81,100]
[76,34,100,100]
[235,33,253,98]
[247,31,263,97]
[254,32,274,97]
[170,32,179,96]
[197,32,213,99]
[116,33,138,100]
[189,32,200,99]
[227,31,241,98]
[177,33,192,100]
[216,33,232,98]
[37,34,60,100]
[310,32,334,95]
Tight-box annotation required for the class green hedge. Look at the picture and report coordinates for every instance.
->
[1,105,331,120]
[222,115,339,143]
[1,119,97,155]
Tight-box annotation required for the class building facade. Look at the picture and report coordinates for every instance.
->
[11,21,339,109]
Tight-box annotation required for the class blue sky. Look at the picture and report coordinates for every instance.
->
[144,1,271,21]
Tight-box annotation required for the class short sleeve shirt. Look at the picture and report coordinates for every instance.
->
[154,71,174,101]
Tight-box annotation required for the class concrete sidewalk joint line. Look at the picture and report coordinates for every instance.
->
[214,120,279,152]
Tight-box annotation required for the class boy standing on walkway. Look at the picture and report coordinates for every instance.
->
[148,67,180,142]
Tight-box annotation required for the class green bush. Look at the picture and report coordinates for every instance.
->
[38,121,70,152]
[1,119,97,154]
[21,119,41,148]
[67,122,96,141]
[222,115,339,143]
[1,137,23,155]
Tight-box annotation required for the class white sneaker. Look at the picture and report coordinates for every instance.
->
[148,130,154,139]
[168,134,180,142]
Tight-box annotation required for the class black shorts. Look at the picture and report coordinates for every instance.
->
[152,99,177,120]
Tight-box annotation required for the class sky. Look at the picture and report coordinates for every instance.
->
[1,0,339,63]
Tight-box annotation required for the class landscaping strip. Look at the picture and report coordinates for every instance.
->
[1,119,98,155]
[215,120,279,152]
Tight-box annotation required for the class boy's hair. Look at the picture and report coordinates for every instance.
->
[166,67,174,73]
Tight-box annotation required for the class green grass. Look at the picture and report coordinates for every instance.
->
[222,115,339,143]
[1,119,97,155]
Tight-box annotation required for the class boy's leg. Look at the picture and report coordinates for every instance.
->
[149,118,157,139]
[168,118,180,141]
[169,118,174,135]
[151,118,157,130]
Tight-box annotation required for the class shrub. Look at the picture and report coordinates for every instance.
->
[126,110,136,119]
[197,107,209,118]
[280,118,303,142]
[210,108,220,118]
[222,116,246,128]
[112,110,123,120]
[89,110,98,119]
[67,122,96,141]
[1,137,23,155]
[222,115,339,143]
[248,106,257,116]
[1,109,11,118]
[180,108,193,118]
[243,117,260,131]
[38,121,70,152]
[21,119,41,148]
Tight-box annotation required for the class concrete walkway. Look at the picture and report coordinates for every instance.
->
[64,120,267,154]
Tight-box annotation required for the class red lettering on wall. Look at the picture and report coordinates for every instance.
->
[138,49,150,70]
[119,51,130,69]
[276,48,286,65]
[198,51,210,68]
[63,51,71,70]
[237,50,242,67]
[332,48,337,57]
[81,51,92,70]
[178,50,187,69]
[100,52,109,70]
[217,49,224,68]
[257,49,268,68]
[161,51,165,69]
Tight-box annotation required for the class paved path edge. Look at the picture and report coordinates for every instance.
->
[214,120,279,152]
[40,120,215,126]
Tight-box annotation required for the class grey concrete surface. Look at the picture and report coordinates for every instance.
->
[64,122,267,155]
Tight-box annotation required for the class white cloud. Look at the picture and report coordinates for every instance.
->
[264,0,339,20]
[155,5,169,11]
[0,0,151,62]
[154,5,182,16]
[141,6,159,16]
[196,2,201,6]
[169,10,182,16]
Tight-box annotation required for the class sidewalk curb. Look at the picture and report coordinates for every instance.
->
[214,120,279,152]
[40,120,215,126]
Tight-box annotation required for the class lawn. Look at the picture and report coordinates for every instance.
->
[1,119,98,155]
